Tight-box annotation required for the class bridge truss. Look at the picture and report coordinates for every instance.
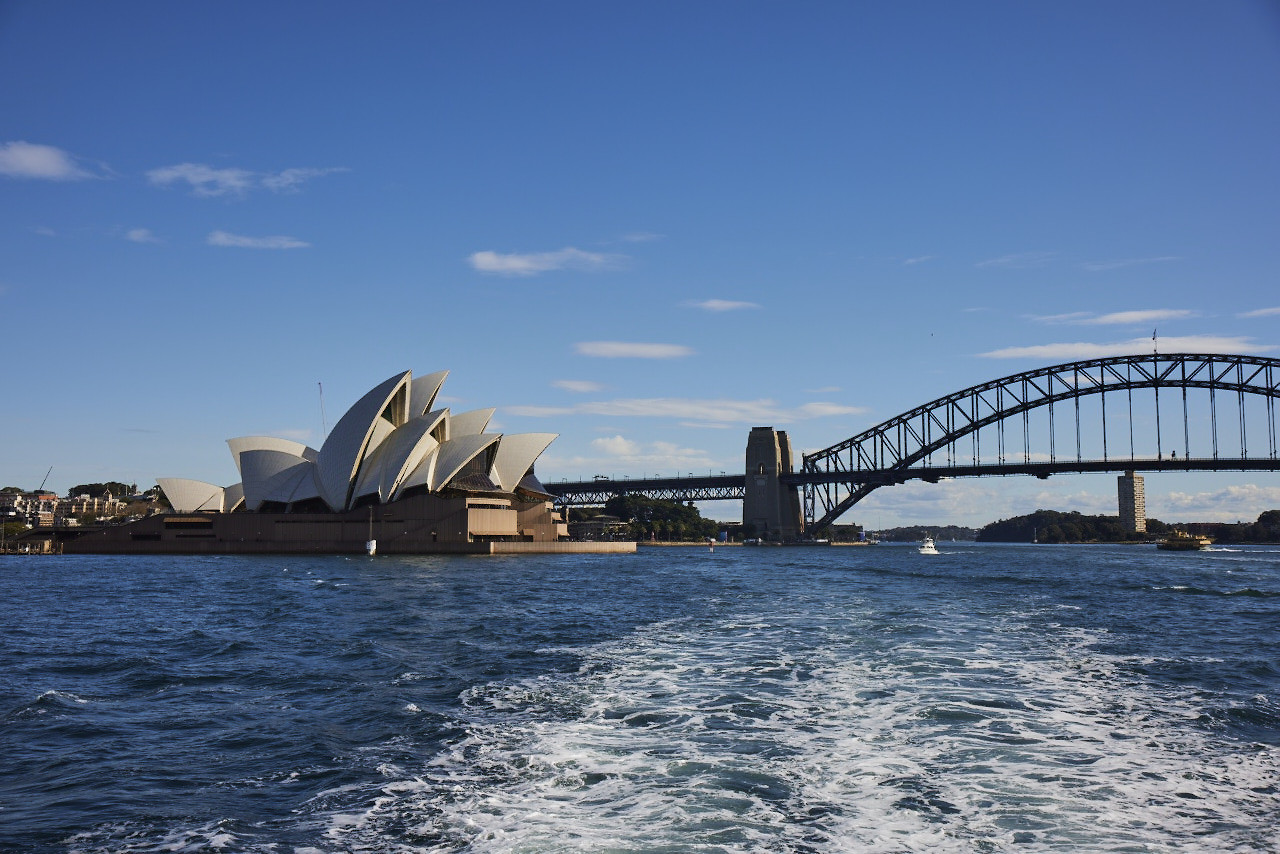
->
[547,474,746,507]
[802,353,1280,529]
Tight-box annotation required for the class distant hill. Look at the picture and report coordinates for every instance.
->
[873,525,976,542]
[978,508,1280,544]
[977,510,1146,543]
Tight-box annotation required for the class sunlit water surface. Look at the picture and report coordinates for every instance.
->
[2,543,1278,852]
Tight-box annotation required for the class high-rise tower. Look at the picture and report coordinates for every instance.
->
[1118,470,1146,533]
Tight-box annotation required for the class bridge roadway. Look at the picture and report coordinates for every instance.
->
[545,456,1280,507]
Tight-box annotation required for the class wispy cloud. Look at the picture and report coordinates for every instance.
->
[621,231,663,243]
[148,163,344,197]
[978,335,1273,360]
[207,230,309,250]
[903,255,933,265]
[260,167,347,193]
[0,141,94,180]
[553,379,604,393]
[1082,256,1180,272]
[576,341,694,359]
[506,396,864,425]
[125,228,160,244]
[687,299,760,312]
[1160,483,1280,523]
[1239,307,1280,319]
[544,437,719,476]
[976,251,1056,269]
[1089,309,1195,325]
[469,247,628,276]
[1032,309,1196,326]
[1029,312,1093,324]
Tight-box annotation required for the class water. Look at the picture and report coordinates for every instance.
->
[2,543,1278,852]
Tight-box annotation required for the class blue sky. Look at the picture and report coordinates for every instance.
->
[3,1,1278,527]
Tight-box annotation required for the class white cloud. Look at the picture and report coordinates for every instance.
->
[148,162,344,197]
[260,167,347,192]
[978,335,1274,360]
[554,380,604,393]
[1033,309,1196,326]
[1030,312,1093,324]
[544,438,719,477]
[507,396,864,425]
[592,435,641,456]
[1082,256,1180,272]
[688,299,760,312]
[1088,309,1195,325]
[469,247,627,276]
[1239,307,1280,319]
[149,163,254,197]
[125,228,160,244]
[903,255,933,265]
[207,230,309,249]
[576,341,694,359]
[976,251,1056,269]
[1156,483,1280,523]
[0,141,93,180]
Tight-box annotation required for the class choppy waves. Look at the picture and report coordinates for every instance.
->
[5,547,1279,853]
[323,606,1279,852]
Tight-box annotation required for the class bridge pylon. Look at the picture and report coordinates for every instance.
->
[744,427,804,540]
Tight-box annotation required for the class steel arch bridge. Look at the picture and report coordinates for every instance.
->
[802,352,1280,529]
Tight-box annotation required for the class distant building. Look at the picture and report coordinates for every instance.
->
[61,369,631,554]
[1117,470,1146,533]
[0,491,58,528]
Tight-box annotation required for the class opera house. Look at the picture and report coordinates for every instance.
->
[66,370,633,555]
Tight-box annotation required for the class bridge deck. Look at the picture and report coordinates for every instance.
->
[548,457,1280,505]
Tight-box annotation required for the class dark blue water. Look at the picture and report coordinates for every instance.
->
[2,544,1278,852]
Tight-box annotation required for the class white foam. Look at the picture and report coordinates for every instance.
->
[319,606,1278,851]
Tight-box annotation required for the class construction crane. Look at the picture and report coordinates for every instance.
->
[38,466,52,492]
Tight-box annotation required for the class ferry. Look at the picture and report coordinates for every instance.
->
[1157,529,1213,551]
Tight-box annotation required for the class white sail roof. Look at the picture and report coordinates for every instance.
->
[227,436,317,474]
[449,408,495,437]
[490,433,557,492]
[431,434,501,491]
[157,478,225,514]
[315,371,410,511]
[163,369,559,515]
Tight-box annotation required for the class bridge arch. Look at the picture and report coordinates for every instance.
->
[803,353,1280,529]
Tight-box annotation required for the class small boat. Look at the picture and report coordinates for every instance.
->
[918,536,939,555]
[1157,530,1212,551]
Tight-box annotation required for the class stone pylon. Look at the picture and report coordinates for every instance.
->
[743,426,803,540]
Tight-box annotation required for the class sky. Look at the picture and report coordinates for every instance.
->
[2,1,1278,528]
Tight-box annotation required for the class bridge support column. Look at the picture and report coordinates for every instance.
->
[744,427,803,540]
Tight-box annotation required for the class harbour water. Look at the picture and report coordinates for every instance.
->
[2,543,1277,852]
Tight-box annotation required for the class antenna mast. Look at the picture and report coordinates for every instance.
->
[318,382,328,439]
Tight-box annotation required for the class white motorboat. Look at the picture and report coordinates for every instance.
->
[918,536,939,555]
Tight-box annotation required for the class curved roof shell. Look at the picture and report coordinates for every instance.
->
[240,450,314,511]
[409,370,449,418]
[160,369,558,515]
[315,371,411,511]
[491,432,557,492]
[449,408,495,437]
[227,436,317,474]
[157,478,225,514]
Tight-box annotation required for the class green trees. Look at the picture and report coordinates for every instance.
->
[603,495,719,541]
[977,510,1139,543]
[66,482,136,498]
